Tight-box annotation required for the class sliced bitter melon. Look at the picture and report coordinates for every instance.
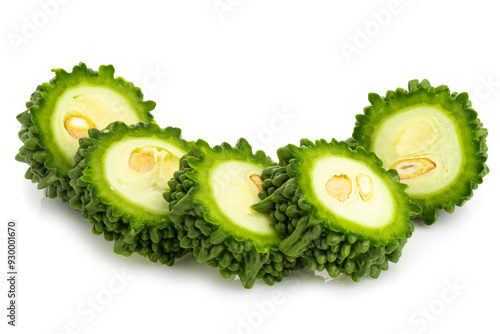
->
[252,139,416,281]
[165,139,304,288]
[69,122,192,265]
[350,79,489,224]
[15,63,155,202]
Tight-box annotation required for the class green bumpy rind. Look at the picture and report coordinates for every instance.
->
[350,79,489,224]
[164,139,305,288]
[252,139,417,281]
[69,121,192,265]
[15,62,156,202]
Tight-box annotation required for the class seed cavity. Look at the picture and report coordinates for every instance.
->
[73,95,116,124]
[249,174,264,192]
[390,158,436,180]
[356,173,373,201]
[64,95,116,140]
[395,117,439,155]
[160,152,179,183]
[128,151,155,173]
[325,174,351,203]
[64,115,95,139]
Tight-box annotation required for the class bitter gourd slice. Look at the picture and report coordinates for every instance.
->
[350,79,489,224]
[252,139,416,281]
[165,139,304,288]
[69,122,192,265]
[15,63,155,202]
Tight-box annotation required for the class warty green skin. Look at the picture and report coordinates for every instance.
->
[349,79,489,224]
[164,139,305,289]
[252,139,417,281]
[69,122,192,265]
[15,62,155,202]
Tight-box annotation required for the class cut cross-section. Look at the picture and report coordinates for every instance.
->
[252,139,416,281]
[68,122,192,266]
[350,79,489,224]
[165,139,305,288]
[15,63,155,202]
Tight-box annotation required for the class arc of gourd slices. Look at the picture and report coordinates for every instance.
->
[252,139,417,281]
[15,63,155,201]
[164,139,305,288]
[349,79,489,224]
[69,122,193,265]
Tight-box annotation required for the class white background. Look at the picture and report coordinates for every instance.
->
[1,1,499,333]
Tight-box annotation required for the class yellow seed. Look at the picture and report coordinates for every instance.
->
[249,174,263,192]
[128,151,155,173]
[356,173,373,201]
[390,158,436,180]
[325,174,351,203]
[64,115,95,139]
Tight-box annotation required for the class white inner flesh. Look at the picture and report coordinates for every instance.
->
[371,105,463,197]
[103,138,185,215]
[52,84,141,164]
[209,161,276,236]
[311,156,395,228]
